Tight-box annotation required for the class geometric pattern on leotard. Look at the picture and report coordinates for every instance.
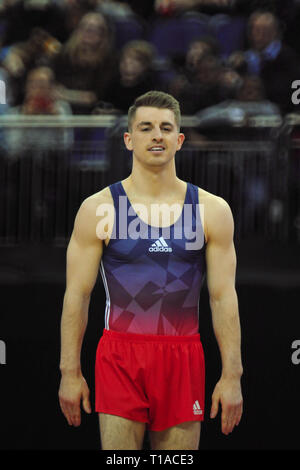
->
[100,181,206,335]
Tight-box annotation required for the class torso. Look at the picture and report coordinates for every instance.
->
[97,179,208,336]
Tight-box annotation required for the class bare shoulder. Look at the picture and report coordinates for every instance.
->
[197,187,234,243]
[80,186,113,212]
[73,186,113,241]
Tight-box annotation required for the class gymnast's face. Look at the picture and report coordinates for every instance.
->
[124,106,185,167]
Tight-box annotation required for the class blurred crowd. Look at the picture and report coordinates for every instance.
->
[1,0,300,126]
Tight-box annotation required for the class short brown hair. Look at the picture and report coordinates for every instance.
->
[128,90,181,132]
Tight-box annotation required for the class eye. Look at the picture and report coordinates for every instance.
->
[141,127,150,132]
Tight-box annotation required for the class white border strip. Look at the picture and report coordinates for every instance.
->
[100,260,111,330]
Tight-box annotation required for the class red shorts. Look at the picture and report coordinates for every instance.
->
[95,328,205,431]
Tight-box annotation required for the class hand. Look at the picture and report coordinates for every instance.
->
[58,372,91,427]
[210,377,243,435]
[2,51,25,77]
[227,51,246,70]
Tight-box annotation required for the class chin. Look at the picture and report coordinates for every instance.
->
[148,156,173,167]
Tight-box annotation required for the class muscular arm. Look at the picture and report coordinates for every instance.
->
[59,194,105,426]
[205,196,243,434]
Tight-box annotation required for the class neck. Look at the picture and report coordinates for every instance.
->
[126,158,180,198]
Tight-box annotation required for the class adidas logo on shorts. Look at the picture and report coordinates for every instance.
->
[149,237,172,252]
[193,400,202,415]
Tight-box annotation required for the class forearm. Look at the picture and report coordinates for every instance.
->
[210,289,243,380]
[60,290,90,375]
[56,85,97,106]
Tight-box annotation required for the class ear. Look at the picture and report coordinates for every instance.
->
[176,132,185,151]
[123,132,133,151]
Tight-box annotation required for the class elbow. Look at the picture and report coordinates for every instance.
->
[209,287,238,311]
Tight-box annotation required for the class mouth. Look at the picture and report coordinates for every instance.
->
[148,146,165,154]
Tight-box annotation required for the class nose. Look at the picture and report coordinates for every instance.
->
[152,126,163,141]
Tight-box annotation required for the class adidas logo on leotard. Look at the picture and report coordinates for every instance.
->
[193,400,202,415]
[149,237,173,252]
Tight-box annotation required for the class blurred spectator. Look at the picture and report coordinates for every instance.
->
[197,74,281,123]
[103,40,159,113]
[153,0,297,18]
[1,27,62,106]
[168,36,219,97]
[106,0,241,21]
[231,74,281,119]
[0,0,68,46]
[186,74,280,146]
[168,44,225,114]
[154,0,234,16]
[0,0,19,14]
[4,66,73,155]
[114,0,157,20]
[96,0,136,19]
[235,75,267,103]
[218,66,243,99]
[60,0,101,40]
[184,35,219,71]
[243,10,300,114]
[226,50,248,76]
[53,11,117,114]
[234,0,295,18]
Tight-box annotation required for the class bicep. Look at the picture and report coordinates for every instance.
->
[205,199,237,301]
[66,201,103,297]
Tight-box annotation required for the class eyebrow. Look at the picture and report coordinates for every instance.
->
[137,121,174,128]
